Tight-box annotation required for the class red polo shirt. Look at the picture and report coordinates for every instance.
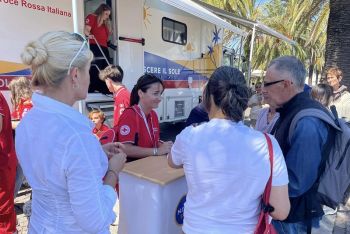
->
[85,14,109,47]
[113,86,130,126]
[115,105,160,149]
[93,124,110,139]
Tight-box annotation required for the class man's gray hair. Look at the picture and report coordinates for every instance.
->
[268,56,306,89]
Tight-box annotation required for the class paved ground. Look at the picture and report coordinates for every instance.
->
[14,186,350,233]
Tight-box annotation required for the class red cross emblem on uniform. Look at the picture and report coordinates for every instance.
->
[120,125,130,136]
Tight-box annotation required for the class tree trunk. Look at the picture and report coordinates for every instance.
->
[316,69,319,84]
[325,0,350,88]
[308,63,314,85]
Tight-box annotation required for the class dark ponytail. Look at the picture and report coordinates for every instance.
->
[130,73,164,106]
[203,66,252,122]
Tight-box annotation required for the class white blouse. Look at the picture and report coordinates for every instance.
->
[16,93,116,234]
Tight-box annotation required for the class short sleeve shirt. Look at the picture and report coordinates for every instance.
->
[115,105,160,148]
[85,14,109,47]
[171,119,288,234]
[113,87,130,126]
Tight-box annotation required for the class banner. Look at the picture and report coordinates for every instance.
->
[0,0,74,90]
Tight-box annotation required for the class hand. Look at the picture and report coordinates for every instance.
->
[108,151,127,174]
[158,141,173,155]
[102,142,126,160]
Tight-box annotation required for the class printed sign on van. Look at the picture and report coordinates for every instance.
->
[0,0,74,90]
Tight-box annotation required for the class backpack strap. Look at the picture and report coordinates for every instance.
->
[288,108,341,144]
[262,133,275,213]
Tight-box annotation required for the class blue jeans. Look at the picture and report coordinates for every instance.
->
[14,164,25,197]
[272,217,321,234]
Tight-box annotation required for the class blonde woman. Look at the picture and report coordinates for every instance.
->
[15,31,126,233]
[8,76,33,127]
[8,77,33,198]
[85,3,113,93]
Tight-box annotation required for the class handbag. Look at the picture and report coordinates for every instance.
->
[254,133,277,234]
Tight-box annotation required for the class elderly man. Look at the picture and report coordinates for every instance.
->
[262,56,332,233]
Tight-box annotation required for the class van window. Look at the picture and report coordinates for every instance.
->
[162,17,187,45]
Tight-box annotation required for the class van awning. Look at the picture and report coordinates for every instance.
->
[192,0,296,45]
[160,0,247,37]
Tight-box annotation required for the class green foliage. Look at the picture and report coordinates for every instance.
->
[203,0,329,78]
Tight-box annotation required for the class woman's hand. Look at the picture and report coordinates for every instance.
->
[108,151,127,174]
[157,141,173,155]
[102,142,126,160]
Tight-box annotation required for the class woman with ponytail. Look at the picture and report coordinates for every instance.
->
[115,74,173,161]
[168,66,290,234]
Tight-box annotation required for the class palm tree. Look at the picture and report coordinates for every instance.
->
[203,0,329,84]
[305,1,329,84]
[325,0,350,88]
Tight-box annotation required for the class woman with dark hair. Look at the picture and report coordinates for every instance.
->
[311,83,334,107]
[85,3,113,93]
[115,74,173,161]
[168,66,290,233]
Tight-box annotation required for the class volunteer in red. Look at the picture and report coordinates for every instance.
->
[8,76,33,198]
[99,65,130,126]
[0,91,17,233]
[89,109,110,139]
[115,74,173,161]
[9,76,33,128]
[84,3,112,94]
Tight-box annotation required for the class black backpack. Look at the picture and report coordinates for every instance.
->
[289,107,350,209]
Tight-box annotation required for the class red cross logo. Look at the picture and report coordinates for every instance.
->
[120,125,130,136]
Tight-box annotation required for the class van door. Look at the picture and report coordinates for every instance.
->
[116,0,144,91]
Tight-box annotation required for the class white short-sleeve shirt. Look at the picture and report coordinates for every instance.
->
[16,93,116,234]
[171,118,288,234]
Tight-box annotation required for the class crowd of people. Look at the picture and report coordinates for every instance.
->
[1,3,350,234]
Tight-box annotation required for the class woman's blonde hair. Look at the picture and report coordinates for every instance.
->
[94,4,112,32]
[21,31,93,88]
[8,76,32,108]
[89,109,106,123]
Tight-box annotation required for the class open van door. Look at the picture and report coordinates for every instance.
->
[117,0,144,91]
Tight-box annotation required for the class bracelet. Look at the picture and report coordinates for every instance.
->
[153,147,158,156]
[107,169,118,181]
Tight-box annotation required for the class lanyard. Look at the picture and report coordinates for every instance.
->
[137,105,156,148]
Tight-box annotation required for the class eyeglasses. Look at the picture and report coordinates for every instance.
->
[67,33,88,75]
[263,80,285,87]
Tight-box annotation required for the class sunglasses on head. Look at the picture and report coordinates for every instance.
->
[67,33,89,75]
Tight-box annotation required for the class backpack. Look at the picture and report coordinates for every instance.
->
[288,107,350,209]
